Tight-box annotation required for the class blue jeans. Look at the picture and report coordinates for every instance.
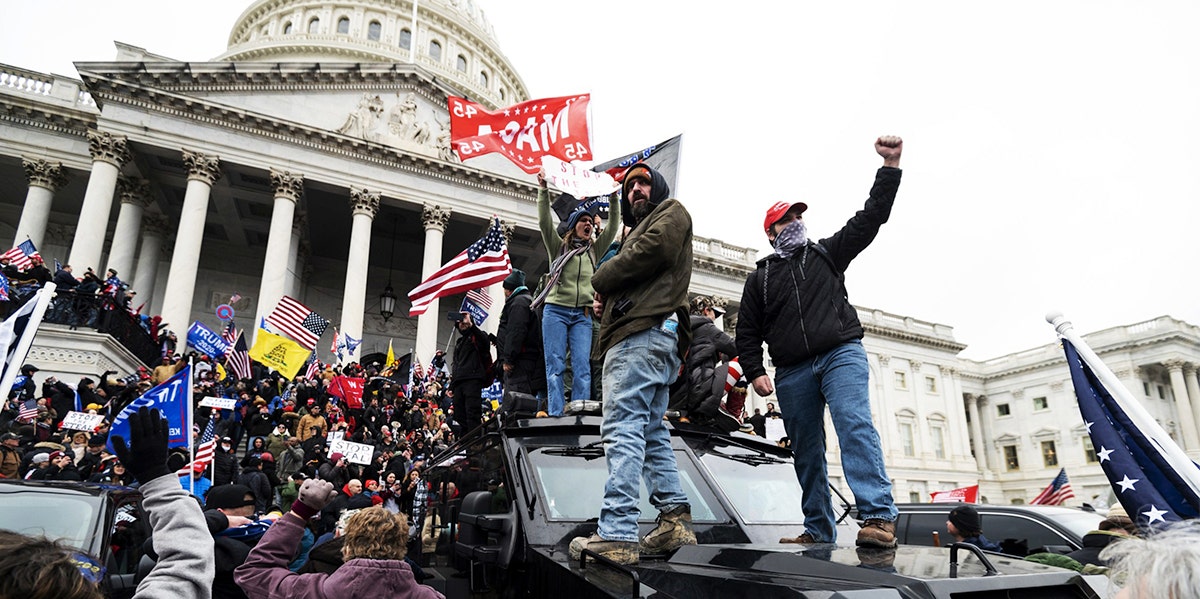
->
[542,303,592,415]
[598,322,688,542]
[774,339,896,543]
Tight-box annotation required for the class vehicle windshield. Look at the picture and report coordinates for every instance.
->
[0,491,100,549]
[526,446,719,522]
[699,447,808,524]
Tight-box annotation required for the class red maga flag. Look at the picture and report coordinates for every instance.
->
[449,94,592,173]
[930,484,980,504]
[408,219,510,317]
[330,375,365,409]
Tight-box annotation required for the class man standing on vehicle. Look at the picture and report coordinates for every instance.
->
[569,163,696,565]
[736,136,904,548]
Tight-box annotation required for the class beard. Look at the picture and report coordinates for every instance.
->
[632,197,654,221]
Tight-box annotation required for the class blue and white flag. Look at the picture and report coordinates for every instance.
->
[186,321,231,359]
[0,284,55,397]
[1063,339,1200,527]
[483,380,504,403]
[108,365,192,451]
[0,271,8,302]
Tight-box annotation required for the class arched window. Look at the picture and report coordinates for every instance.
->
[283,21,293,34]
[308,18,320,34]
[337,17,350,34]
[368,20,381,41]
[499,88,505,101]
[456,55,467,72]
[429,40,442,60]
[479,71,488,88]
[399,28,412,49]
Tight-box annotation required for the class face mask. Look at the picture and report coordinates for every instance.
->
[773,219,808,259]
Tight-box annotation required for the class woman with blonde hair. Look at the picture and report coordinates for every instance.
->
[235,479,443,598]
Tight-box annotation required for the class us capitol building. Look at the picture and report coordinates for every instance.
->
[3,0,1200,506]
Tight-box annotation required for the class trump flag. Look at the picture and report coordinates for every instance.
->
[108,365,192,451]
[448,94,591,173]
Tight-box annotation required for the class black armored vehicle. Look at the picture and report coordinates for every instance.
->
[418,414,1111,598]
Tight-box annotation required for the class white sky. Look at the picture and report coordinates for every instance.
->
[5,0,1199,359]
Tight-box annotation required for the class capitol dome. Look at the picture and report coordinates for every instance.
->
[215,0,528,110]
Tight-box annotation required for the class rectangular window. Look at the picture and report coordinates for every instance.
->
[1158,385,1166,399]
[899,423,915,457]
[925,375,938,393]
[1083,437,1098,463]
[894,371,907,390]
[1004,445,1020,471]
[997,403,1011,417]
[931,425,946,459]
[1033,396,1048,411]
[909,491,922,502]
[1042,440,1058,467]
[1144,382,1151,396]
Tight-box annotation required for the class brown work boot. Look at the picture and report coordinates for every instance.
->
[569,533,639,565]
[639,504,697,556]
[856,519,897,548]
[779,532,818,544]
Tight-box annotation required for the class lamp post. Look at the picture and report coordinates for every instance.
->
[379,217,398,322]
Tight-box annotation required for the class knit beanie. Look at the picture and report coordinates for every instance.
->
[949,505,983,536]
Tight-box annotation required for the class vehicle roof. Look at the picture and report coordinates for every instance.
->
[890,502,1100,515]
[0,479,139,498]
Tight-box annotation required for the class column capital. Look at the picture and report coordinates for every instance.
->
[349,187,381,218]
[1164,358,1187,372]
[142,213,170,237]
[270,168,305,202]
[87,131,131,167]
[21,157,68,190]
[117,177,153,208]
[909,359,923,372]
[422,203,451,232]
[878,354,891,367]
[182,149,222,185]
[711,295,730,310]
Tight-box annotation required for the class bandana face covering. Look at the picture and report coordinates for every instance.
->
[773,219,808,259]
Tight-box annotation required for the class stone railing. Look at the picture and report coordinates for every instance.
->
[0,63,96,108]
[692,235,758,265]
[42,292,161,367]
[858,306,961,345]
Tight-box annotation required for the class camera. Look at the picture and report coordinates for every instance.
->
[612,297,634,318]
[446,311,465,323]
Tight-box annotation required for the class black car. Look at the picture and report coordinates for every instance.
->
[416,414,1111,598]
[855,502,1106,556]
[0,480,150,598]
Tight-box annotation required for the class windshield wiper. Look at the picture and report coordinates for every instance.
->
[542,441,605,460]
[706,448,787,466]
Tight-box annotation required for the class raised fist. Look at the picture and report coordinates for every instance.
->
[875,136,903,166]
[297,479,337,511]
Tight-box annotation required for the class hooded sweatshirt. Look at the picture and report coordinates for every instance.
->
[536,188,621,308]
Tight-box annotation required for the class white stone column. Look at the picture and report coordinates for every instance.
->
[286,211,306,297]
[255,169,304,337]
[132,214,167,302]
[104,177,152,280]
[160,150,221,335]
[69,131,130,271]
[1186,365,1200,446]
[967,394,992,473]
[1166,360,1200,452]
[15,157,68,248]
[340,187,380,362]
[415,204,450,364]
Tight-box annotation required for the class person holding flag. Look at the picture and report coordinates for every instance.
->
[533,167,620,416]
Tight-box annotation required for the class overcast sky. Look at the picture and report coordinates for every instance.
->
[5,1,1199,359]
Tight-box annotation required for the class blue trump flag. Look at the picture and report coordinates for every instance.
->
[108,365,192,451]
[1063,338,1200,527]
[186,321,230,359]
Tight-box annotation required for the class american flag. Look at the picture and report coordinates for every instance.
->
[724,358,744,394]
[304,354,321,380]
[266,295,328,350]
[414,355,425,381]
[229,293,242,305]
[466,288,492,310]
[16,399,39,422]
[1063,337,1200,526]
[177,416,217,476]
[1030,467,1076,506]
[1,240,40,271]
[225,328,252,381]
[408,218,511,316]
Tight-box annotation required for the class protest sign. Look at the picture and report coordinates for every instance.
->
[329,439,373,465]
[199,397,238,410]
[61,411,105,431]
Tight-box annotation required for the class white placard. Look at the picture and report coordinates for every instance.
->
[765,417,787,442]
[541,156,619,198]
[61,411,106,432]
[329,439,373,465]
[199,397,238,410]
[326,431,345,444]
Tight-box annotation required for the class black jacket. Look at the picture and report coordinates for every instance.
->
[451,324,493,386]
[53,269,78,290]
[1065,530,1125,566]
[213,449,239,486]
[736,167,901,380]
[497,288,545,393]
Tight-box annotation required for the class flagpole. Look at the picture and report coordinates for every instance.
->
[1047,311,1200,499]
[188,355,195,497]
[0,282,56,395]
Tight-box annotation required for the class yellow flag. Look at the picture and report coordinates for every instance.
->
[386,339,395,368]
[216,363,227,381]
[248,329,310,379]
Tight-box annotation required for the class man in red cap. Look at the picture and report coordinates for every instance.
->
[736,136,904,549]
